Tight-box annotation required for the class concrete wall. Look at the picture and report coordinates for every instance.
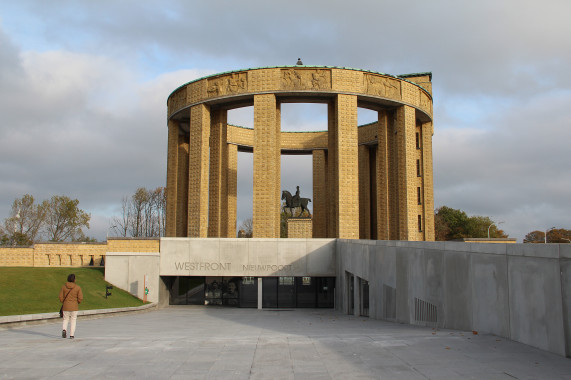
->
[105,252,160,303]
[160,238,336,277]
[337,240,571,357]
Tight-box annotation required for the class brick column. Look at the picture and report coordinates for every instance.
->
[422,121,435,240]
[225,143,238,238]
[376,110,390,240]
[335,94,359,239]
[253,94,281,238]
[165,119,179,237]
[358,145,371,239]
[208,109,228,237]
[188,104,210,238]
[395,105,417,240]
[327,101,337,238]
[312,149,327,238]
[176,134,189,236]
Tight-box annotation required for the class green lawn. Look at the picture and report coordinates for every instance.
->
[0,267,145,316]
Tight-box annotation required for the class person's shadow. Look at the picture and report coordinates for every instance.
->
[7,328,59,339]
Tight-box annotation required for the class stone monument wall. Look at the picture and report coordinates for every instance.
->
[165,66,434,241]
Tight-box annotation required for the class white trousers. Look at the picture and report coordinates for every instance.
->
[62,310,78,336]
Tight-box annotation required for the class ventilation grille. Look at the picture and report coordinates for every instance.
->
[383,284,396,320]
[414,297,437,324]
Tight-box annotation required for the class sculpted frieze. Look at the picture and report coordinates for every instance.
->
[207,73,247,97]
[281,69,331,90]
[365,74,401,99]
[419,91,431,112]
[169,89,187,114]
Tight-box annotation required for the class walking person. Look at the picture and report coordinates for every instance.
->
[59,273,83,339]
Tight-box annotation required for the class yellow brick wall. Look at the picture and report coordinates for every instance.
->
[327,101,338,238]
[0,247,34,266]
[358,145,371,239]
[208,109,227,237]
[398,106,420,240]
[376,110,390,240]
[176,134,189,236]
[0,239,159,267]
[226,144,238,237]
[227,125,254,149]
[312,150,327,238]
[165,120,179,237]
[331,69,364,93]
[228,123,372,151]
[168,86,187,116]
[335,94,359,239]
[287,219,313,239]
[422,121,435,240]
[188,104,210,237]
[280,131,328,151]
[106,239,159,252]
[253,94,281,237]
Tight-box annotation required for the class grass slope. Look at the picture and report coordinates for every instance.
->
[0,267,145,316]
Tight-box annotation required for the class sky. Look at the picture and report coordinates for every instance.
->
[1,0,570,242]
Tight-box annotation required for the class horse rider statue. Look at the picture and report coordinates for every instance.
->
[281,186,311,217]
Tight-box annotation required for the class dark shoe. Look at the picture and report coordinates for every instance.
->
[62,330,66,338]
[70,336,74,339]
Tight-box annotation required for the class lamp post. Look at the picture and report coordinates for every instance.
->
[107,224,117,241]
[545,227,556,244]
[487,221,504,239]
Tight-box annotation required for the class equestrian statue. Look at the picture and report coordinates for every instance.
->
[281,186,311,217]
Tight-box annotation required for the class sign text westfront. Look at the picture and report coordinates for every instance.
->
[173,262,293,273]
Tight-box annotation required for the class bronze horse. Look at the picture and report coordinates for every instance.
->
[281,190,311,217]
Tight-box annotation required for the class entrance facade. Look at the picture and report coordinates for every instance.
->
[167,276,335,308]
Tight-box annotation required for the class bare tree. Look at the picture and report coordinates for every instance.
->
[238,218,253,238]
[111,187,167,238]
[111,196,132,237]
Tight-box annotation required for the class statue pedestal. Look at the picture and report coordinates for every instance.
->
[287,218,312,238]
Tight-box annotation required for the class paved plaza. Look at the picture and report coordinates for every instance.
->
[1,307,570,379]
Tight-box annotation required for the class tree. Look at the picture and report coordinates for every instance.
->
[2,194,46,245]
[5,194,46,243]
[524,228,571,243]
[434,206,508,241]
[523,230,544,243]
[72,232,98,243]
[0,226,8,246]
[43,195,90,242]
[111,187,166,238]
[238,218,253,238]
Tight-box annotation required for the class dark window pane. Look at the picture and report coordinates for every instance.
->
[317,277,335,308]
[205,277,223,305]
[239,277,258,308]
[262,277,278,308]
[296,277,316,308]
[169,276,205,305]
[278,277,296,308]
[222,277,241,307]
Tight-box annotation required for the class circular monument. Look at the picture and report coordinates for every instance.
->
[165,66,434,240]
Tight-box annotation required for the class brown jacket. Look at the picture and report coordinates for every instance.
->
[59,282,83,311]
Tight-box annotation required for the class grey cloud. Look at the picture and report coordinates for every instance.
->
[2,1,571,241]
